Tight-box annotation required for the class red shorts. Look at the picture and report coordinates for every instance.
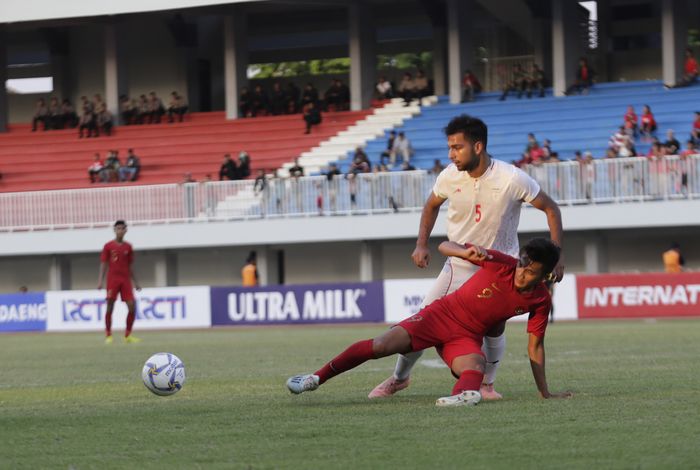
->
[106,278,135,302]
[397,299,484,368]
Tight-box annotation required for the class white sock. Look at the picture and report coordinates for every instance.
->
[393,350,423,381]
[482,333,506,385]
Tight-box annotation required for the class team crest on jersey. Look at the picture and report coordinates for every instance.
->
[477,283,502,299]
[514,307,526,315]
[406,314,423,322]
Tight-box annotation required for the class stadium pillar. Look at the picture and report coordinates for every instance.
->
[432,25,447,97]
[154,251,178,287]
[446,0,474,104]
[359,241,383,282]
[223,12,248,120]
[595,0,613,82]
[584,233,609,274]
[104,23,128,124]
[49,256,71,291]
[661,0,687,87]
[348,1,376,111]
[551,0,579,97]
[0,27,8,133]
[256,247,279,286]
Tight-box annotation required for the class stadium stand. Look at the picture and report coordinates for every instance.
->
[347,81,700,172]
[0,109,371,192]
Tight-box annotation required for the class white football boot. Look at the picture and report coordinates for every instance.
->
[286,374,320,394]
[435,390,482,407]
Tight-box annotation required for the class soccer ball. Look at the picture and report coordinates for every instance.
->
[142,352,186,396]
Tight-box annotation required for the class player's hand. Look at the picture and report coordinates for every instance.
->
[412,245,431,268]
[464,245,491,263]
[135,285,142,292]
[541,390,574,399]
[97,283,103,290]
[551,261,565,283]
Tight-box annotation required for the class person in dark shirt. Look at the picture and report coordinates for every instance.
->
[380,131,397,166]
[565,57,594,95]
[288,158,304,177]
[238,151,251,178]
[219,154,239,180]
[270,82,287,115]
[303,102,322,134]
[251,84,269,117]
[301,83,319,110]
[499,63,528,101]
[286,82,301,114]
[32,98,49,132]
[239,87,252,117]
[529,64,547,98]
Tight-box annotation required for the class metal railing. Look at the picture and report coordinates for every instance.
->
[0,155,699,232]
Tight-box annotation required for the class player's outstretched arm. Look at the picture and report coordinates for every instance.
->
[412,193,446,268]
[97,262,107,290]
[438,242,491,264]
[529,190,565,282]
[527,333,573,399]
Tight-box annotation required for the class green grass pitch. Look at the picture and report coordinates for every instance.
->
[1,319,699,469]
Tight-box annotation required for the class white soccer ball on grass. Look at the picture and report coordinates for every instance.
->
[142,352,186,396]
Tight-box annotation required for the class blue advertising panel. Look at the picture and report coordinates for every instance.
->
[0,292,47,332]
[211,282,385,326]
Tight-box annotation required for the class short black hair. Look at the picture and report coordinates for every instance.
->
[519,238,560,276]
[444,115,488,148]
[114,220,126,227]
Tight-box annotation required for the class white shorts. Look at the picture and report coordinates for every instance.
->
[419,257,478,309]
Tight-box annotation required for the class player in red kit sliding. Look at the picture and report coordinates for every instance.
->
[97,220,141,344]
[287,238,572,406]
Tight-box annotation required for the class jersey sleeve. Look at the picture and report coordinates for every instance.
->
[510,166,541,203]
[526,300,551,338]
[100,244,109,263]
[463,244,517,272]
[431,168,450,199]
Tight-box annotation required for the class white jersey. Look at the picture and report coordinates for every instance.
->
[432,158,540,267]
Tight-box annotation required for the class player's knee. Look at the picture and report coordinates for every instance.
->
[372,338,391,357]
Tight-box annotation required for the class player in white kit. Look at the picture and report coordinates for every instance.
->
[369,115,564,399]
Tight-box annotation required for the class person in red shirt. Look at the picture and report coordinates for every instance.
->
[667,48,699,88]
[286,238,572,406]
[640,105,657,138]
[97,220,141,344]
[623,105,638,137]
[565,57,594,95]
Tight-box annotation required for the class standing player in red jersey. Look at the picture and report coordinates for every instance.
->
[97,220,141,344]
[286,238,572,406]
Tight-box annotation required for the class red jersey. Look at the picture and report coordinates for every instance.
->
[440,248,552,338]
[641,112,655,127]
[685,57,698,76]
[101,240,134,281]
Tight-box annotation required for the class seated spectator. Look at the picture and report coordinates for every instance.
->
[647,142,665,159]
[618,139,637,158]
[692,112,700,144]
[119,95,135,125]
[88,154,104,183]
[397,72,416,106]
[148,92,165,123]
[303,102,322,134]
[168,91,188,123]
[623,105,638,137]
[525,133,539,153]
[429,158,445,175]
[251,84,269,117]
[239,87,252,117]
[31,98,49,132]
[286,82,301,114]
[400,161,416,171]
[461,69,482,102]
[380,131,397,165]
[270,82,287,115]
[665,130,681,155]
[96,103,113,137]
[119,149,141,182]
[238,151,251,178]
[288,158,304,177]
[136,94,150,124]
[323,79,344,112]
[528,141,546,164]
[60,99,78,129]
[103,151,121,182]
[542,139,553,158]
[529,64,546,98]
[47,97,61,130]
[499,63,528,101]
[413,70,430,104]
[565,57,594,95]
[609,126,629,153]
[348,148,371,174]
[78,100,97,138]
[219,154,239,181]
[336,79,350,110]
[376,76,393,99]
[548,152,561,163]
[640,105,657,137]
[390,132,412,166]
[300,83,319,111]
[666,48,699,89]
[93,94,104,112]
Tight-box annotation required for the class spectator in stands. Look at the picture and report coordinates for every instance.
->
[691,112,700,145]
[119,149,141,182]
[270,82,287,115]
[390,132,412,166]
[136,94,149,124]
[376,76,393,99]
[414,70,430,105]
[640,105,657,138]
[429,158,445,175]
[609,126,629,154]
[238,151,251,178]
[380,131,396,166]
[529,64,546,98]
[323,163,342,212]
[401,161,416,171]
[542,139,553,158]
[286,82,301,114]
[461,69,482,102]
[148,92,165,123]
[398,72,416,106]
[239,87,252,117]
[528,141,546,164]
[303,102,322,134]
[525,133,539,153]
[349,148,371,174]
[548,152,561,163]
[60,99,78,129]
[647,142,664,159]
[47,97,61,130]
[253,169,268,194]
[288,158,304,177]
[623,105,638,137]
[78,99,97,138]
[301,83,319,110]
[618,139,636,158]
[336,79,350,110]
[103,151,121,182]
[680,140,695,194]
[565,57,594,95]
[251,84,269,117]
[665,130,681,155]
[93,94,104,114]
[324,79,350,111]
[666,48,698,89]
[32,98,49,132]
[88,154,104,183]
[120,95,135,125]
[168,91,188,123]
[96,103,113,137]
[182,173,196,184]
[499,63,528,101]
[662,242,685,273]
[81,95,95,115]
[219,154,239,181]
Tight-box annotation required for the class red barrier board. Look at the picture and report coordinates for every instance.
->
[577,272,700,318]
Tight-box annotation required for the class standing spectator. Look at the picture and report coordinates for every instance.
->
[662,243,685,273]
[148,92,165,123]
[251,84,269,117]
[119,149,141,182]
[238,151,251,178]
[380,131,397,166]
[429,158,445,175]
[96,103,113,137]
[270,82,287,115]
[529,64,546,98]
[461,69,482,102]
[167,91,188,123]
[301,83,319,110]
[397,72,416,106]
[565,57,594,95]
[623,105,638,137]
[413,70,430,105]
[88,154,104,183]
[665,130,681,155]
[47,97,61,130]
[120,95,135,125]
[219,154,239,181]
[288,158,304,178]
[640,105,657,138]
[499,63,528,101]
[286,82,301,113]
[666,48,699,89]
[239,87,252,117]
[376,76,393,99]
[390,132,412,166]
[242,251,259,287]
[303,102,322,134]
[31,98,49,132]
[60,99,78,128]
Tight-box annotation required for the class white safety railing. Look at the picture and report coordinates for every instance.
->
[0,155,698,232]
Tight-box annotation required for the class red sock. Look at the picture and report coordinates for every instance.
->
[125,311,135,337]
[452,370,484,395]
[314,339,375,384]
[105,310,113,337]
